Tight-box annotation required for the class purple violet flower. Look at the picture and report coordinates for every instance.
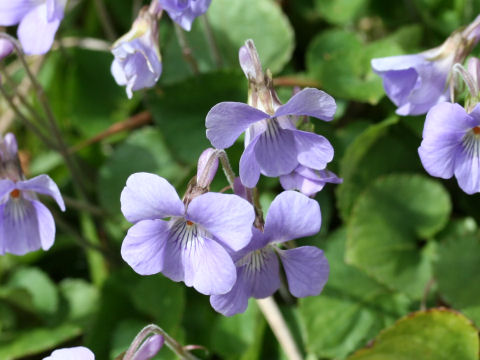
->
[372,17,480,116]
[158,0,211,31]
[111,4,162,99]
[418,101,480,194]
[206,40,336,188]
[0,0,66,55]
[120,172,255,295]
[206,87,336,187]
[43,347,95,360]
[279,165,342,197]
[210,191,329,316]
[0,133,65,255]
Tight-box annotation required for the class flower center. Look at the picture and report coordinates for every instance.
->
[10,189,20,198]
[237,248,270,274]
[462,128,480,158]
[186,220,194,226]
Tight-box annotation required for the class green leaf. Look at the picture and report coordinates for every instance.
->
[0,323,82,360]
[147,71,247,164]
[436,232,480,325]
[8,267,59,318]
[211,301,265,360]
[306,29,403,103]
[315,0,368,25]
[98,127,188,214]
[337,117,422,221]
[346,174,451,299]
[208,0,294,73]
[41,49,134,137]
[59,279,99,323]
[130,275,185,333]
[299,229,411,359]
[347,309,479,360]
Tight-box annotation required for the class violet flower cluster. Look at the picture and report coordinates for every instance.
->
[0,0,66,55]
[0,133,65,255]
[119,39,341,317]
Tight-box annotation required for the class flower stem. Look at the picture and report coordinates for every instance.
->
[217,150,236,188]
[0,33,90,199]
[256,297,303,360]
[92,0,117,41]
[0,83,58,150]
[200,14,222,68]
[174,24,200,75]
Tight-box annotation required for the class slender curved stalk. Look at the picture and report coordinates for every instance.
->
[201,14,222,68]
[174,24,199,74]
[256,297,303,360]
[124,324,198,360]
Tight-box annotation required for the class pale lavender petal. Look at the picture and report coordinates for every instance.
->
[111,59,128,86]
[121,173,184,223]
[18,3,63,55]
[246,247,281,298]
[206,102,268,149]
[371,55,425,107]
[279,172,326,196]
[293,130,334,170]
[17,174,65,211]
[0,39,13,59]
[43,346,95,360]
[160,227,185,282]
[239,135,261,188]
[372,53,450,116]
[121,219,170,275]
[46,0,66,21]
[0,0,38,26]
[454,146,480,194]
[419,102,476,179]
[132,334,164,360]
[0,179,15,199]
[264,191,321,244]
[210,267,251,316]
[274,88,337,121]
[254,126,298,177]
[159,0,211,31]
[0,199,55,255]
[182,235,236,295]
[187,192,254,251]
[278,246,329,297]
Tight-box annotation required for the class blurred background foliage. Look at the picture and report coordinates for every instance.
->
[1,0,480,359]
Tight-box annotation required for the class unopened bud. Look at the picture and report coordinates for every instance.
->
[196,148,219,188]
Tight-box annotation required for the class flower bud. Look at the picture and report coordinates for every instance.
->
[196,148,219,188]
[0,38,13,59]
[0,133,23,182]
